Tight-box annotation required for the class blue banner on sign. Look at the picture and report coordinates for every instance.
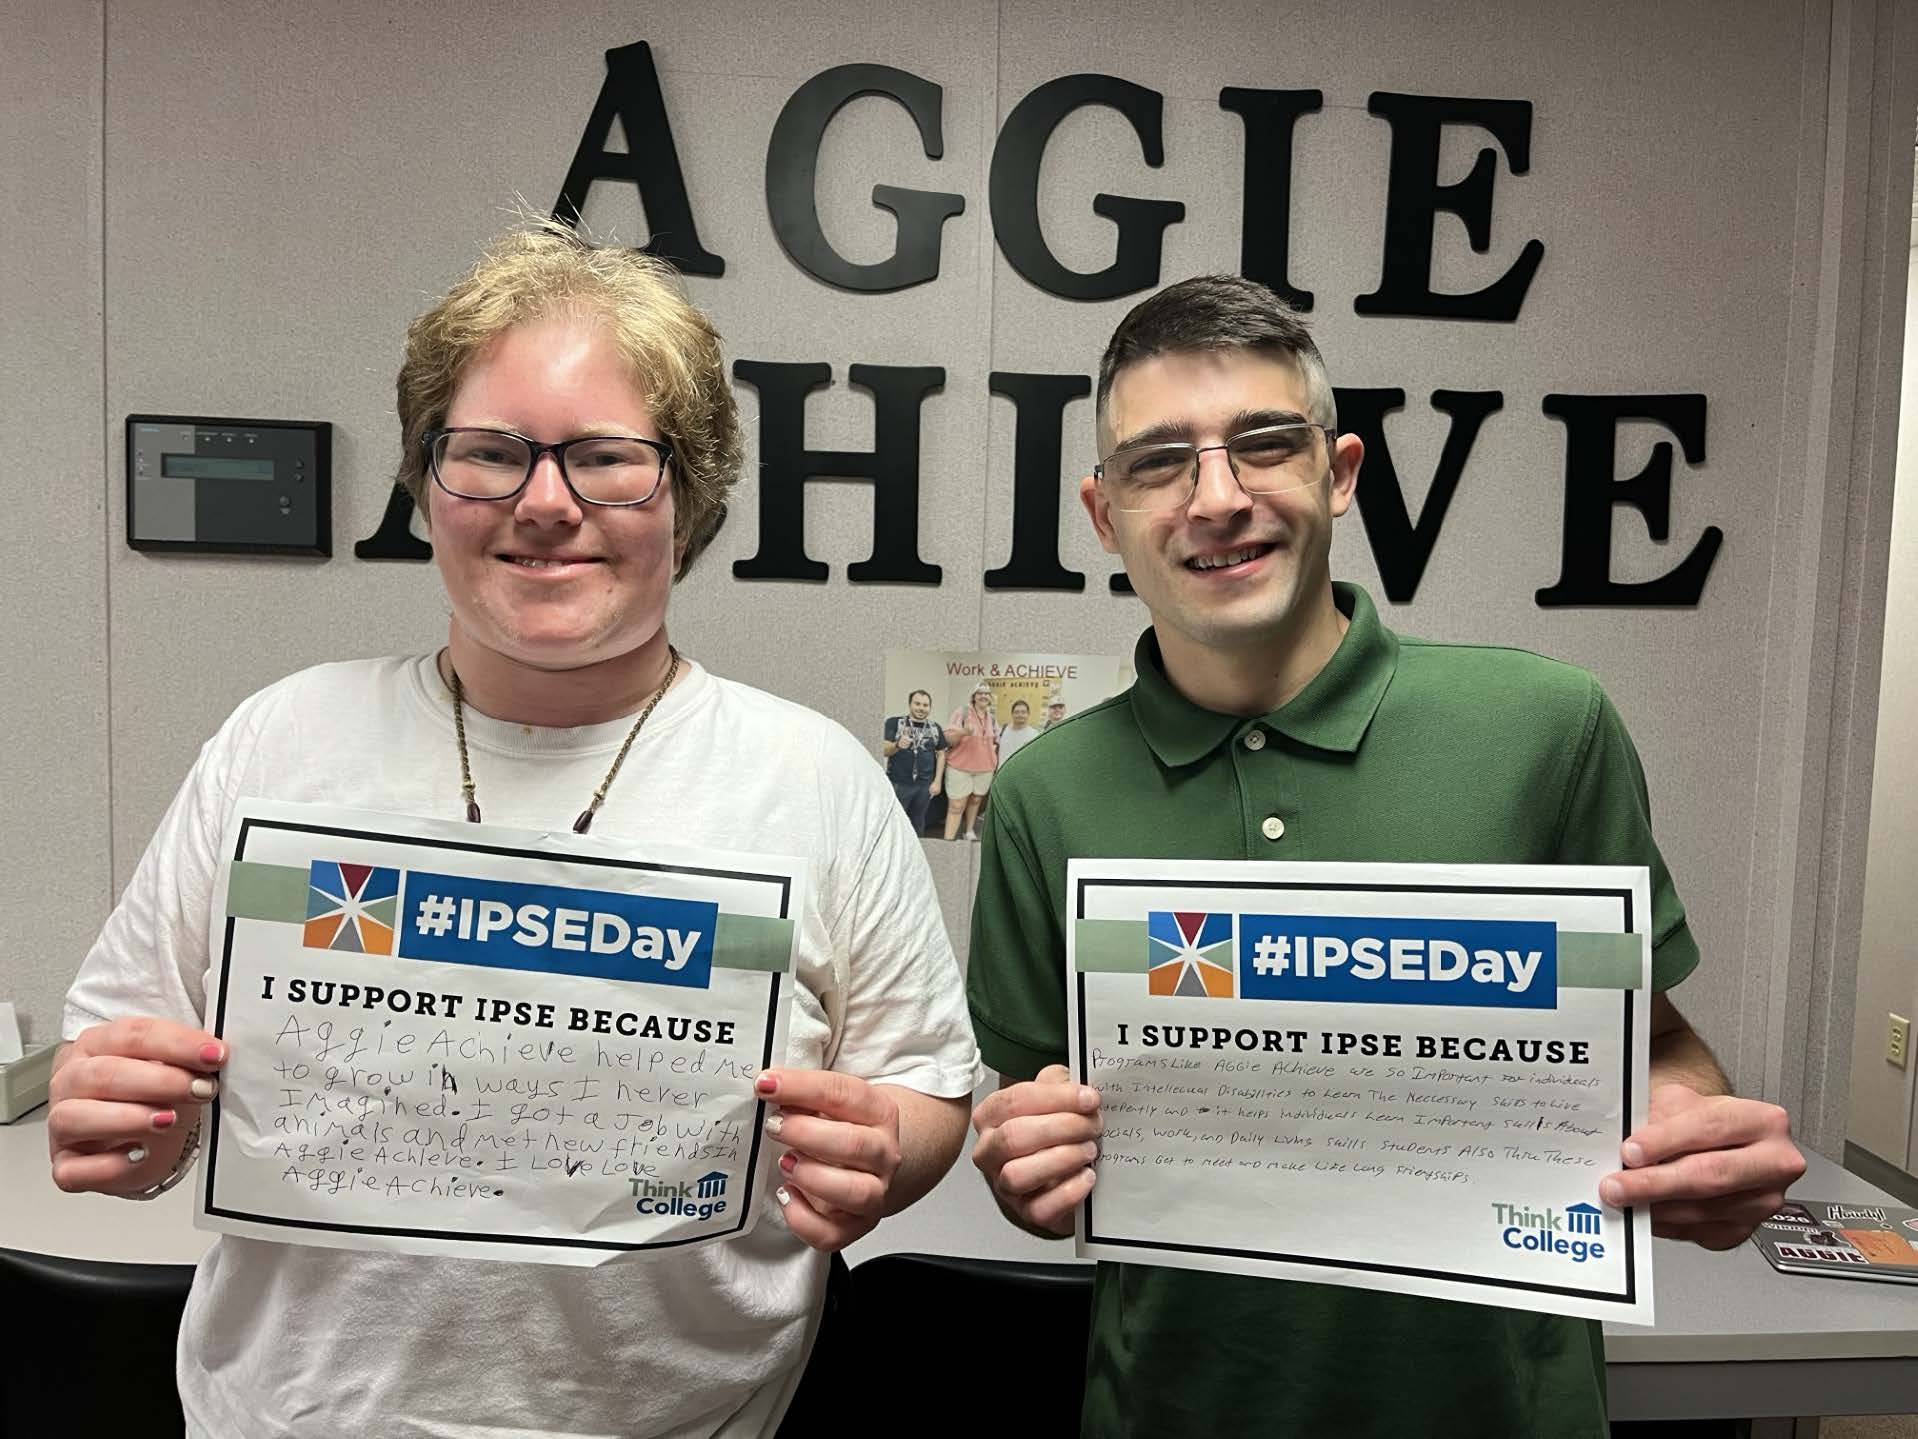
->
[396,870,717,989]
[1236,915,1557,1009]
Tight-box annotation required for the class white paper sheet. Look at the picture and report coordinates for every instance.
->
[200,799,802,1266]
[1068,859,1654,1325]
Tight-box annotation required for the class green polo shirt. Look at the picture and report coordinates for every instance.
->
[967,582,1697,1439]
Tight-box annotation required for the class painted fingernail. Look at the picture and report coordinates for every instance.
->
[200,1042,225,1065]
[127,1146,149,1165]
[1600,1179,1624,1206]
[152,1110,178,1130]
[764,1113,784,1137]
[776,1186,791,1206]
[779,1152,797,1174]
[1622,1141,1644,1167]
[755,1074,778,1096]
[190,1078,218,1100]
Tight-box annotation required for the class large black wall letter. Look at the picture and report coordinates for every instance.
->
[731,362,944,583]
[1355,93,1542,321]
[990,75,1185,301]
[1336,388,1502,602]
[353,484,432,561]
[983,372,1091,591]
[765,65,964,292]
[1536,394,1720,607]
[553,42,724,275]
[1219,87,1323,310]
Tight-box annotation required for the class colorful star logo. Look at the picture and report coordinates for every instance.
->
[303,861,400,955]
[1147,911,1236,997]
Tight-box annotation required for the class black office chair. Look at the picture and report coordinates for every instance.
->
[781,1252,1094,1436]
[0,1247,194,1438]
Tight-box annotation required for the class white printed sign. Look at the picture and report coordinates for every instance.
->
[1068,859,1654,1324]
[200,800,803,1266]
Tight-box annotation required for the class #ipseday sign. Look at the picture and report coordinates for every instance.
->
[200,800,803,1266]
[1068,859,1655,1325]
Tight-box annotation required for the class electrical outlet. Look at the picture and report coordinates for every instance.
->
[1890,1014,1911,1069]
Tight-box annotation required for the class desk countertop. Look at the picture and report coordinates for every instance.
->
[2,1108,209,1266]
[3,1111,1912,1364]
[1602,1147,1916,1364]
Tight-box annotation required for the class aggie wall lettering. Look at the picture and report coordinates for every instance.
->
[355,41,1720,611]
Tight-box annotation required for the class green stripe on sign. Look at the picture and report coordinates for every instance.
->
[1075,918,1148,972]
[226,861,309,922]
[1556,931,1645,989]
[714,914,796,973]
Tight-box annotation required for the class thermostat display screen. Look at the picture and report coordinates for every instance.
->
[126,413,331,557]
[161,454,275,482]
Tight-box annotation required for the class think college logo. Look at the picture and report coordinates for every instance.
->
[1493,1201,1608,1264]
[1147,911,1235,997]
[630,1170,731,1221]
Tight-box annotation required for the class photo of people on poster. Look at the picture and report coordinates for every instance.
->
[881,688,947,837]
[877,652,1130,839]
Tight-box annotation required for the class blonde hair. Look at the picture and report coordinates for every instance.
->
[396,220,742,578]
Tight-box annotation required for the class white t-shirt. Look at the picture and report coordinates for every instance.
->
[65,654,980,1439]
[996,723,1041,766]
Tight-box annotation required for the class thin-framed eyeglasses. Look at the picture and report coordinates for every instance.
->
[1095,422,1336,513]
[423,427,674,507]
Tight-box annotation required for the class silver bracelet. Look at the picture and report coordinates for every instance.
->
[130,1117,202,1201]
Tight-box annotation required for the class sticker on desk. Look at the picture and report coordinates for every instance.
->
[1067,859,1655,1324]
[200,799,802,1266]
[1751,1200,1918,1285]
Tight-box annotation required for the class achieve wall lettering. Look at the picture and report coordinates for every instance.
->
[357,41,1722,608]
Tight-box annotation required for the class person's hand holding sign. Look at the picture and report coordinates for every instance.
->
[1599,995,1806,1250]
[48,1017,227,1195]
[970,1065,1103,1238]
[1600,1083,1805,1249]
[758,1069,967,1251]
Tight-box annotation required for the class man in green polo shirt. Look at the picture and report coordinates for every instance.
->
[966,275,1806,1437]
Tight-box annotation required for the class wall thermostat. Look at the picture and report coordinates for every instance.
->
[127,414,331,556]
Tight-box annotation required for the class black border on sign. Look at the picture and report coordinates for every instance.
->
[1073,875,1640,1307]
[203,814,792,1253]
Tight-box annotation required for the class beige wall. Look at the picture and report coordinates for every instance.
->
[1,2,108,1049]
[3,1,1916,1257]
[1848,158,1918,1171]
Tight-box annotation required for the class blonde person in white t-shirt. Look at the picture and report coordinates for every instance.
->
[48,222,979,1439]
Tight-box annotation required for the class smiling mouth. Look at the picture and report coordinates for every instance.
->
[1186,543,1276,573]
[501,555,600,570]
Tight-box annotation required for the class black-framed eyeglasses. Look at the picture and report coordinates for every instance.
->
[1095,422,1336,513]
[423,427,674,507]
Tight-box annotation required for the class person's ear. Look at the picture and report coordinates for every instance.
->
[1080,473,1121,555]
[1328,432,1363,519]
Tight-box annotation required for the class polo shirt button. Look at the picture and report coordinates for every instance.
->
[1262,815,1286,841]
[1243,728,1266,751]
